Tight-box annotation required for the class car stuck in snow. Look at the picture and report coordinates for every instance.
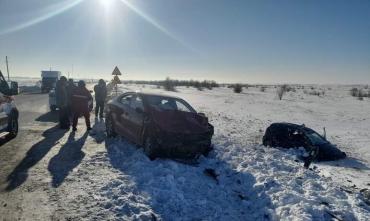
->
[263,123,347,162]
[105,92,214,159]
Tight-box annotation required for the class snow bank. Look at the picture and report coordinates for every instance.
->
[79,84,370,220]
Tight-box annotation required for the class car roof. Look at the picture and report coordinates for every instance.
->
[270,122,305,129]
[122,91,183,100]
[269,122,316,133]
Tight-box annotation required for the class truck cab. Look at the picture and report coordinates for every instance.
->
[0,70,19,140]
[41,71,61,93]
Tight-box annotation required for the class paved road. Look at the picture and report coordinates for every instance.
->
[16,93,50,124]
[0,93,50,182]
[0,90,107,220]
[0,93,60,220]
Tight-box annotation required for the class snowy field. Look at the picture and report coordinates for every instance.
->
[4,83,369,220]
[11,77,40,87]
[57,84,369,221]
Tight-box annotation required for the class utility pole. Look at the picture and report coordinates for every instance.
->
[5,56,10,82]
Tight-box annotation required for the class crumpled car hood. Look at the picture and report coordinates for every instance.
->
[150,109,210,134]
[317,142,346,161]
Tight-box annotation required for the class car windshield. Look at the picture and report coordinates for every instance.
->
[306,132,327,145]
[145,95,196,113]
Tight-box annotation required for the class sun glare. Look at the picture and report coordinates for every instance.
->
[100,0,114,9]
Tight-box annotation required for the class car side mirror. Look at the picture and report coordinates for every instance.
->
[135,107,144,114]
[198,112,206,117]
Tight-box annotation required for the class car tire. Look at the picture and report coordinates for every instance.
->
[106,115,117,138]
[202,144,213,157]
[265,140,273,147]
[144,136,157,160]
[6,115,18,139]
[263,136,271,147]
[50,105,57,111]
[264,133,277,147]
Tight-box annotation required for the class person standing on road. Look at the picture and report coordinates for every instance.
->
[71,80,93,131]
[66,79,76,99]
[55,76,69,129]
[94,79,107,119]
[66,78,76,120]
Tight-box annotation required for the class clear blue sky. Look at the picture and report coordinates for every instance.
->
[0,0,369,83]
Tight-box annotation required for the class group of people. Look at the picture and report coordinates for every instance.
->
[55,77,107,131]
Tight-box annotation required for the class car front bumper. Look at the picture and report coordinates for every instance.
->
[155,130,213,158]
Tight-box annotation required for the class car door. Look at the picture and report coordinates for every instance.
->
[274,126,290,148]
[114,93,134,139]
[289,129,306,148]
[126,95,145,144]
[0,92,9,132]
[285,127,299,148]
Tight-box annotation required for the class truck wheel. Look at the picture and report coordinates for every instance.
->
[106,115,117,138]
[6,116,18,139]
[144,136,157,160]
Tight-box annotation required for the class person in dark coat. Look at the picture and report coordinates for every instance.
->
[94,79,107,118]
[55,76,69,129]
[66,78,76,120]
[71,80,93,131]
[66,79,76,99]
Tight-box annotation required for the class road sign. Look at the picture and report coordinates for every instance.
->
[112,66,122,76]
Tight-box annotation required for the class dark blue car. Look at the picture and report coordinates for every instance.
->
[263,123,346,161]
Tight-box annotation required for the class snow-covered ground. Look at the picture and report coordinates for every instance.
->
[2,84,369,220]
[67,84,369,220]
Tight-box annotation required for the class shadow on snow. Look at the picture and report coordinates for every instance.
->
[48,131,88,188]
[102,138,274,220]
[318,157,370,171]
[35,111,59,123]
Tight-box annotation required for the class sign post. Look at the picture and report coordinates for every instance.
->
[112,66,122,96]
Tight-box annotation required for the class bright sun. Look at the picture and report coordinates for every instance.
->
[100,0,114,9]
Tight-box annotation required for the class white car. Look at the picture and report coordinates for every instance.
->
[0,93,18,140]
[0,70,19,140]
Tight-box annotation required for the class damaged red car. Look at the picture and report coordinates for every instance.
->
[105,92,214,159]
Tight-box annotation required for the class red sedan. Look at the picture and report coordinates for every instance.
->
[105,92,214,159]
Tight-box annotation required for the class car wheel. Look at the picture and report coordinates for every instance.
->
[7,116,18,139]
[202,144,213,157]
[144,136,157,160]
[106,115,117,138]
[263,136,272,147]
